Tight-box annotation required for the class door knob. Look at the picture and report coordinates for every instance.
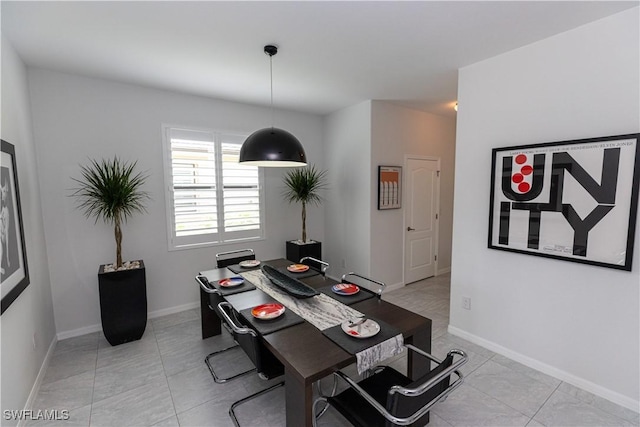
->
[407,227,415,231]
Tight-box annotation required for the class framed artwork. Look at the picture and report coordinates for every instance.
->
[378,166,402,210]
[1,140,30,314]
[488,133,640,271]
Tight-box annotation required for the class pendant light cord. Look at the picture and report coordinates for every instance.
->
[270,53,274,129]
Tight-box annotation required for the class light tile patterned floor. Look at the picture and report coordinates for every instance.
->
[28,274,638,426]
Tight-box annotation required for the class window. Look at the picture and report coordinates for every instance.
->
[162,126,264,250]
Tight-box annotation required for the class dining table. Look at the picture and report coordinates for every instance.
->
[199,258,433,427]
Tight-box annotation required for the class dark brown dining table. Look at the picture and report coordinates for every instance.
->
[199,258,432,427]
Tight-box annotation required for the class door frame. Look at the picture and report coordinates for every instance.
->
[403,155,441,284]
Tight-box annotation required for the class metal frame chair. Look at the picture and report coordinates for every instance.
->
[300,256,330,275]
[216,302,285,427]
[215,249,256,268]
[341,272,386,297]
[196,275,256,383]
[312,345,467,427]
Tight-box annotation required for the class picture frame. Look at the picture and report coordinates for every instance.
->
[488,133,640,271]
[1,139,30,314]
[378,166,402,210]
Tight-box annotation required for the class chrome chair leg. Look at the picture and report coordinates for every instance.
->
[312,397,329,427]
[229,382,285,427]
[314,375,338,418]
[205,346,256,383]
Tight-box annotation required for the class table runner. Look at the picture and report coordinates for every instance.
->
[241,269,403,373]
[241,270,362,330]
[322,318,405,374]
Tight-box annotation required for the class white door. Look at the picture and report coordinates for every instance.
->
[404,158,439,284]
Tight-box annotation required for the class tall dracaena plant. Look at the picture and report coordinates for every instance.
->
[283,165,327,243]
[72,157,150,268]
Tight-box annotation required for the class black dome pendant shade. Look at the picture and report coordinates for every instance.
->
[239,127,306,166]
[239,45,307,167]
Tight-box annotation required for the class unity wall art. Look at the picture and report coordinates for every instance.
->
[488,134,640,271]
[378,166,402,210]
[1,140,30,314]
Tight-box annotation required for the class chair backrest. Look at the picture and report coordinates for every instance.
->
[341,272,386,298]
[215,249,255,268]
[385,353,454,427]
[217,302,283,380]
[300,256,329,275]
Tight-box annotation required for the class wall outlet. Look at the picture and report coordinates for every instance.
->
[32,332,37,351]
[341,258,346,268]
[462,297,471,310]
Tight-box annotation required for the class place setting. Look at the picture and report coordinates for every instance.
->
[209,275,257,296]
[322,315,404,373]
[317,281,376,305]
[227,259,262,274]
[275,262,321,279]
[239,301,304,336]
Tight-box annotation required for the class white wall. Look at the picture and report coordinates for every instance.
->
[27,69,325,336]
[370,101,456,286]
[451,8,639,409]
[0,36,56,423]
[323,101,372,279]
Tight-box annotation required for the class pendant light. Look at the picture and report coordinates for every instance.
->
[239,45,307,167]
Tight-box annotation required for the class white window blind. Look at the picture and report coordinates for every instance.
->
[163,126,264,250]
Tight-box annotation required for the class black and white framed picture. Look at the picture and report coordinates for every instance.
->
[488,133,640,271]
[1,139,30,314]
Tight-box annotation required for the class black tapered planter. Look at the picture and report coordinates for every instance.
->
[98,260,147,346]
[286,240,322,263]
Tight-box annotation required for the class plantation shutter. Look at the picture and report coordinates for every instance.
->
[220,135,262,238]
[164,127,264,249]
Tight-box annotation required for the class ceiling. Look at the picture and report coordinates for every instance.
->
[2,1,637,117]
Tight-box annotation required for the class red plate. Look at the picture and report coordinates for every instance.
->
[331,283,360,296]
[251,303,285,320]
[287,264,310,273]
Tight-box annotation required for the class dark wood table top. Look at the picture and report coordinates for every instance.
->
[200,258,433,426]
[218,259,432,385]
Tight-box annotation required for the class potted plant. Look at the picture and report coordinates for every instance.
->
[282,165,327,262]
[72,157,150,346]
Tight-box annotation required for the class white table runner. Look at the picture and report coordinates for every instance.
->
[241,269,404,373]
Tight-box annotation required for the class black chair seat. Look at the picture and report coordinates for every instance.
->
[314,348,465,427]
[328,367,411,427]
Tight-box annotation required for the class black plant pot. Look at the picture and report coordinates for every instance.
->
[286,240,322,263]
[98,260,147,346]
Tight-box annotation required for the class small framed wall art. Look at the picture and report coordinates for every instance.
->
[1,139,30,314]
[378,166,402,210]
[488,133,640,271]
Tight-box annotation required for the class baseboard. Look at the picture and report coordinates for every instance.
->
[18,336,58,427]
[447,325,640,412]
[384,281,404,292]
[437,266,451,275]
[56,323,102,341]
[56,301,201,340]
[148,301,200,319]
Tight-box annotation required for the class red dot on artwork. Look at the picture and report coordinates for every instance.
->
[512,173,524,184]
[518,182,531,193]
[521,165,533,175]
[515,154,527,164]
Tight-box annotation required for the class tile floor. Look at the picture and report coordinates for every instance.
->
[28,274,638,426]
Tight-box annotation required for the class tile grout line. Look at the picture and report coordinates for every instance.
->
[528,376,562,425]
[152,319,181,426]
[88,337,99,427]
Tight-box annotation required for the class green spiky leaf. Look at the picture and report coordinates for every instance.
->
[282,165,328,206]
